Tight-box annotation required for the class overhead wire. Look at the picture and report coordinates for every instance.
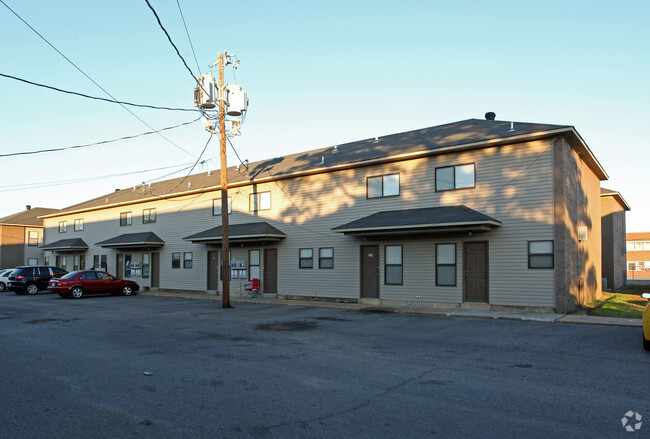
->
[0,73,198,112]
[0,0,198,159]
[175,0,201,75]
[0,117,200,158]
[144,0,200,82]
[0,162,198,193]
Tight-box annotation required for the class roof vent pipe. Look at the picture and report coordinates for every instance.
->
[485,112,496,121]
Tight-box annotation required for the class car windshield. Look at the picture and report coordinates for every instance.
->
[61,271,83,279]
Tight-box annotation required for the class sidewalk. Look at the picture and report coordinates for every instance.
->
[138,290,642,327]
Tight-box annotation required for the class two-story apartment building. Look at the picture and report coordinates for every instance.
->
[0,206,59,268]
[626,232,650,282]
[40,116,610,313]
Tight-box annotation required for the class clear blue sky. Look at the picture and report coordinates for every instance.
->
[1,1,648,231]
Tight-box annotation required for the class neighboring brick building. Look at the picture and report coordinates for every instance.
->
[627,232,650,282]
[0,206,59,268]
[601,188,630,289]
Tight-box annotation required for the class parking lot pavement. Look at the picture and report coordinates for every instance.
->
[1,292,648,439]
[139,289,643,327]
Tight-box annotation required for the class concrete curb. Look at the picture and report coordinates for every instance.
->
[138,291,643,327]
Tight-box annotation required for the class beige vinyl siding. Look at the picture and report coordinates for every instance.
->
[41,137,559,307]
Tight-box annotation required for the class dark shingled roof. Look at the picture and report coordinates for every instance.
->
[43,118,606,217]
[40,238,88,251]
[333,206,501,236]
[96,232,164,248]
[0,207,60,226]
[184,222,286,243]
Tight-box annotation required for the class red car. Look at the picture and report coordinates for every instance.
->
[48,270,139,299]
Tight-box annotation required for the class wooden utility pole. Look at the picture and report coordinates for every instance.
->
[218,52,231,308]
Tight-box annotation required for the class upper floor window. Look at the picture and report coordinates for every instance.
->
[74,219,84,231]
[435,163,475,191]
[172,252,181,269]
[143,208,157,224]
[528,241,554,269]
[367,174,399,198]
[28,231,39,246]
[183,252,193,269]
[120,212,132,226]
[627,241,650,251]
[250,192,271,212]
[58,221,67,233]
[213,197,232,215]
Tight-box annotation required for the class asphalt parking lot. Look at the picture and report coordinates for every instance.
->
[1,291,648,438]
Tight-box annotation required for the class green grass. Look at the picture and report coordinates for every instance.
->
[584,285,649,318]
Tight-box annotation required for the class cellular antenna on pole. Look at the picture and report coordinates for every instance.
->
[194,51,249,309]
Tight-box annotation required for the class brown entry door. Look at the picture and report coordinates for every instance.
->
[361,246,379,299]
[464,242,488,303]
[264,249,278,294]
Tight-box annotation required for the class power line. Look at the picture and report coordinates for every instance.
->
[1,0,198,159]
[175,0,201,74]
[144,0,200,83]
[0,117,200,158]
[0,72,198,112]
[0,162,198,193]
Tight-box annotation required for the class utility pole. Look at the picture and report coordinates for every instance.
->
[217,52,231,308]
[194,51,248,309]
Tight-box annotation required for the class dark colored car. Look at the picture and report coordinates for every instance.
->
[48,270,139,299]
[8,266,68,295]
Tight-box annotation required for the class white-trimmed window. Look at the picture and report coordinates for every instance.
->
[213,197,232,215]
[436,243,456,286]
[436,163,475,191]
[28,231,39,246]
[299,248,313,269]
[627,241,650,251]
[250,192,271,212]
[528,241,554,269]
[367,174,400,198]
[74,219,84,231]
[628,261,650,271]
[385,245,403,285]
[58,221,67,233]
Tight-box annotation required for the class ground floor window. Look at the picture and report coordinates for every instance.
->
[125,254,132,277]
[172,252,181,269]
[436,243,456,286]
[319,247,334,269]
[249,250,260,280]
[299,248,313,268]
[183,252,193,269]
[528,241,554,268]
[628,261,649,271]
[385,245,403,285]
[143,253,150,278]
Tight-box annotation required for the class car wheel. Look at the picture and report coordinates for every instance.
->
[0,282,5,292]
[71,287,84,299]
[644,335,650,351]
[122,285,133,296]
[25,283,39,295]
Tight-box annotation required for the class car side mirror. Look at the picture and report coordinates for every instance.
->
[643,293,650,299]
